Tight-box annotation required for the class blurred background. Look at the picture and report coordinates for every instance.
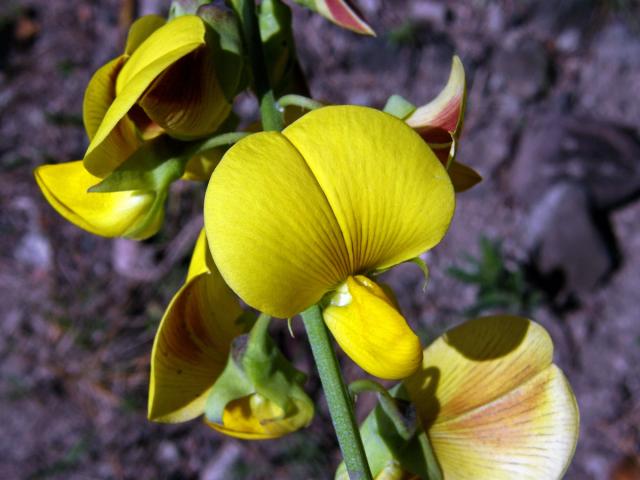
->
[1,0,640,478]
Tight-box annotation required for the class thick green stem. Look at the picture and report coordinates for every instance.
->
[301,304,372,480]
[236,0,283,131]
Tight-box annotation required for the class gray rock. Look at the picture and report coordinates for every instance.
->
[510,114,640,210]
[526,183,614,295]
[491,37,550,101]
[14,232,52,272]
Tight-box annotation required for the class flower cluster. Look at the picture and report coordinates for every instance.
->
[35,2,579,478]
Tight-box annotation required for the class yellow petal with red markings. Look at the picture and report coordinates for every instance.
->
[404,315,579,480]
[315,0,375,35]
[406,55,466,137]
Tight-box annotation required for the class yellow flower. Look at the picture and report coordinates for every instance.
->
[404,315,579,479]
[83,14,237,177]
[34,160,162,240]
[204,106,455,379]
[338,315,580,479]
[148,230,312,438]
[405,56,482,193]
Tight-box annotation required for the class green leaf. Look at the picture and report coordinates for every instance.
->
[259,0,297,95]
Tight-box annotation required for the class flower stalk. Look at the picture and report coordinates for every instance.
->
[235,0,283,131]
[301,304,373,480]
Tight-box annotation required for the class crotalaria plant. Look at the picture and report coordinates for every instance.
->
[35,1,579,478]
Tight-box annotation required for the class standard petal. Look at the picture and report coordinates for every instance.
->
[83,56,124,140]
[84,16,207,176]
[82,56,142,172]
[124,15,166,55]
[323,276,422,380]
[138,41,231,139]
[148,244,243,423]
[283,106,455,273]
[207,393,313,439]
[406,55,465,137]
[34,161,157,239]
[404,315,579,480]
[204,130,351,318]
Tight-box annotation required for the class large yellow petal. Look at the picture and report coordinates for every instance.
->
[205,130,351,318]
[84,16,207,176]
[323,276,422,379]
[283,106,455,273]
[404,315,579,480]
[205,106,454,318]
[81,55,141,171]
[34,161,158,239]
[148,235,243,423]
[206,393,313,440]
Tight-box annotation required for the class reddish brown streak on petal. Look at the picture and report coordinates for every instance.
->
[325,0,368,32]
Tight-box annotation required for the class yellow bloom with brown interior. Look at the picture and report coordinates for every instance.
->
[204,105,456,380]
[148,230,313,438]
[83,14,238,177]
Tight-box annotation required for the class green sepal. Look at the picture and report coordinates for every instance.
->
[383,94,417,120]
[199,4,247,103]
[204,314,312,424]
[89,137,186,193]
[410,256,430,291]
[169,0,210,18]
[336,385,443,480]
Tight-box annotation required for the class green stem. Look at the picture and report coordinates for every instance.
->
[191,131,250,155]
[277,94,323,111]
[236,0,283,131]
[301,304,372,480]
[349,380,415,441]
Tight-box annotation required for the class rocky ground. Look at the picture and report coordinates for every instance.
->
[1,0,639,478]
